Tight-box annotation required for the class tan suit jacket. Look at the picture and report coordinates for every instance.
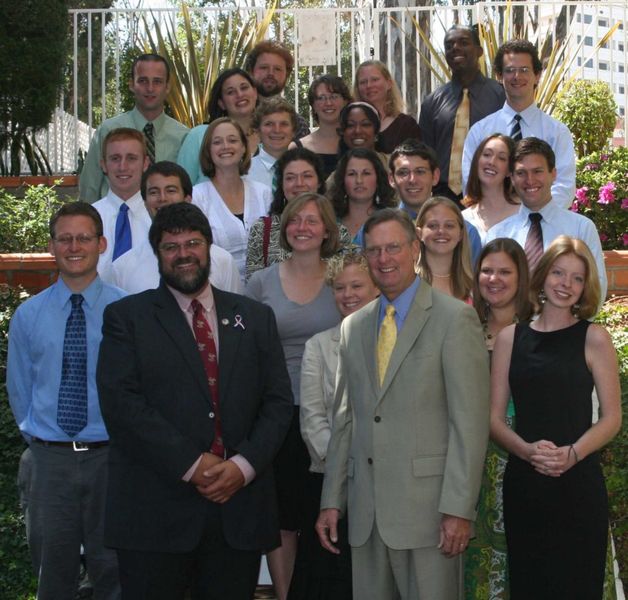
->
[321,281,489,550]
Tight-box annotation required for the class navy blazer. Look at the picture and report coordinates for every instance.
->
[97,283,293,553]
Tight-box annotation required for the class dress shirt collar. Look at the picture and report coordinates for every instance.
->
[130,106,166,132]
[399,201,418,220]
[451,71,489,96]
[517,198,560,223]
[379,275,420,330]
[105,188,146,214]
[256,146,278,172]
[502,101,539,126]
[169,282,215,317]
[52,275,104,311]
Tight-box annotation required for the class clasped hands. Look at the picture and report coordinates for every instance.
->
[189,452,244,504]
[527,440,577,477]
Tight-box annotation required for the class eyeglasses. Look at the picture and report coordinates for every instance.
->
[364,241,410,259]
[394,167,431,179]
[315,93,343,103]
[159,238,207,255]
[502,66,532,76]
[53,234,100,246]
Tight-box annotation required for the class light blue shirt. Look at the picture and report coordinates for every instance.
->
[378,276,421,332]
[487,199,607,299]
[400,201,482,266]
[246,146,277,190]
[462,102,576,210]
[7,276,126,442]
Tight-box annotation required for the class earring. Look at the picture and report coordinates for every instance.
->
[538,289,547,305]
[483,301,491,324]
[571,302,581,316]
[375,194,381,206]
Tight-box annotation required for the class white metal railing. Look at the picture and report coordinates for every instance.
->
[15,1,628,174]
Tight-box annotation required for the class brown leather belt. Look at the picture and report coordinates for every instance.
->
[32,437,109,451]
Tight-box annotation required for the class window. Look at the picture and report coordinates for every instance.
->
[599,61,609,71]
[584,14,592,24]
[620,107,625,116]
[585,59,593,68]
[598,18,608,27]
[618,42,625,52]
[619,64,625,73]
[618,85,625,95]
[584,36,593,46]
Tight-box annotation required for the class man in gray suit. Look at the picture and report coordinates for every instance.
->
[316,209,489,599]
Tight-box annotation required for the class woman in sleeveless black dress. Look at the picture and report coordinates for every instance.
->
[489,236,621,600]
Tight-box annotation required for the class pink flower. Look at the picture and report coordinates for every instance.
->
[623,233,628,247]
[569,200,579,212]
[599,232,609,242]
[601,154,609,161]
[575,186,589,207]
[598,182,616,205]
[584,163,599,171]
[622,198,628,210]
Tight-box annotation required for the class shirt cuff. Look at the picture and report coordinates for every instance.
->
[230,454,256,486]
[182,455,202,482]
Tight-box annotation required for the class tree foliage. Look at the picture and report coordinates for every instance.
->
[0,1,69,176]
[555,80,617,158]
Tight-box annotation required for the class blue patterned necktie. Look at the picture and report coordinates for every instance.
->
[510,114,523,141]
[113,203,131,260]
[57,294,88,437]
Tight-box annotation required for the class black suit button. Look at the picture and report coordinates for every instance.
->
[367,458,373,465]
[374,416,381,423]
[208,412,215,419]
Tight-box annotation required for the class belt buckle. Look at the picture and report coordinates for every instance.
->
[72,441,90,452]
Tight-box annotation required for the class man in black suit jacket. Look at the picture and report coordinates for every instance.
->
[97,202,293,600]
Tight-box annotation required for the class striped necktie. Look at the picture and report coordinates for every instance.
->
[510,114,523,142]
[524,212,544,272]
[144,122,155,164]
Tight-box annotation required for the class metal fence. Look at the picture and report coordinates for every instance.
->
[14,1,628,174]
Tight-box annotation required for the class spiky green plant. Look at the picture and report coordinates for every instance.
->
[139,2,277,127]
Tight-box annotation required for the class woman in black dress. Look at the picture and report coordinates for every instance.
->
[490,236,621,600]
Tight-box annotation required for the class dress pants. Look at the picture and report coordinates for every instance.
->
[117,500,261,600]
[22,442,120,600]
[351,521,462,600]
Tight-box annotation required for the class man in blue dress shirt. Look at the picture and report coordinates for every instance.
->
[7,202,126,600]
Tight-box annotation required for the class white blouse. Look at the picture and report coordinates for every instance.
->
[192,178,272,283]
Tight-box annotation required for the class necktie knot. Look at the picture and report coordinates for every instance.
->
[143,122,154,136]
[514,114,522,123]
[511,114,523,142]
[70,294,84,309]
[120,203,129,215]
[529,212,542,224]
[191,299,204,317]
[385,304,396,319]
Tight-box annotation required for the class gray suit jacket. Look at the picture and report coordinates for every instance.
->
[321,281,489,550]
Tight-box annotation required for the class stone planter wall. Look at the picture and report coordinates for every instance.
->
[605,250,628,298]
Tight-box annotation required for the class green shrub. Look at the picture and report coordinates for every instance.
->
[0,184,64,253]
[555,80,617,158]
[0,284,35,598]
[598,299,628,588]
[572,147,628,251]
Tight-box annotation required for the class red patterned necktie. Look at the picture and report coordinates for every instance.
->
[524,212,544,272]
[191,299,224,457]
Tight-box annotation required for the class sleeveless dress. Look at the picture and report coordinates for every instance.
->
[504,320,608,600]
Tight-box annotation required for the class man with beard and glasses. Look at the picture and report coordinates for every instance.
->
[97,202,293,600]
[245,40,310,139]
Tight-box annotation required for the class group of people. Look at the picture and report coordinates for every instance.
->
[5,24,622,600]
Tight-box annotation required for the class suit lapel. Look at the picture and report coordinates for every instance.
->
[361,299,381,398]
[213,288,242,404]
[377,282,432,402]
[153,283,212,405]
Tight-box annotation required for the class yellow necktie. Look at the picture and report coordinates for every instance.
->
[377,304,397,385]
[448,88,470,196]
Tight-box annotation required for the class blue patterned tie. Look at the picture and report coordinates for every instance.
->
[57,294,88,437]
[113,203,131,260]
[510,114,523,142]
